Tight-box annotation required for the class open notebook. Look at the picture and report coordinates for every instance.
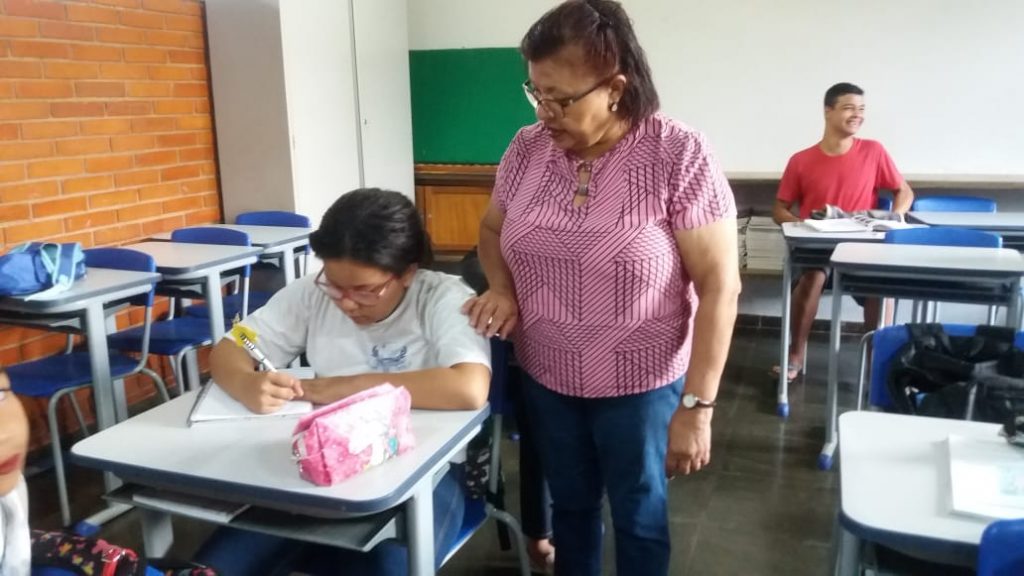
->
[947,434,1024,520]
[803,215,916,233]
[186,367,315,426]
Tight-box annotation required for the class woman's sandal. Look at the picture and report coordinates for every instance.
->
[770,364,803,383]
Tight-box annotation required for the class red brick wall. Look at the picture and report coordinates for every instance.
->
[0,0,222,449]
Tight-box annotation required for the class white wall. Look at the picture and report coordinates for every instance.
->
[279,0,363,227]
[408,0,1024,178]
[354,0,416,199]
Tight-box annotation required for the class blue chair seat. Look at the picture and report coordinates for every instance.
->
[7,352,141,398]
[446,497,487,558]
[182,291,274,320]
[108,318,226,357]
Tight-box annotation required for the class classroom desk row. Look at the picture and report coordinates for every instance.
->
[774,212,1024,468]
[0,224,313,434]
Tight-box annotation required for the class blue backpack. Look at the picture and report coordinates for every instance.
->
[0,242,86,300]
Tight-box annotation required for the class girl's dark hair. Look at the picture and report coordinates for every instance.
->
[520,0,659,124]
[309,188,429,275]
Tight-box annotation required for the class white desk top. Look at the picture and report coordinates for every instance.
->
[72,392,489,517]
[839,412,1016,545]
[908,212,1024,231]
[150,224,312,249]
[781,221,886,242]
[831,242,1024,275]
[123,241,261,276]
[0,267,160,313]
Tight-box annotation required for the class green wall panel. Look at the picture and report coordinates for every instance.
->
[409,48,535,165]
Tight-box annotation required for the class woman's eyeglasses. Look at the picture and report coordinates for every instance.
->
[522,76,615,120]
[314,269,395,305]
[0,386,11,403]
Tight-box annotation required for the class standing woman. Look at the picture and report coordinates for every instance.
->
[463,1,740,574]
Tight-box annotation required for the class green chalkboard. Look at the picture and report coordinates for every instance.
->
[409,48,536,165]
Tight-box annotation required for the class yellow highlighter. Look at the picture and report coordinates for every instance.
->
[229,323,277,372]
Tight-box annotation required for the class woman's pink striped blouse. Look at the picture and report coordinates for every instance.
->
[496,114,736,398]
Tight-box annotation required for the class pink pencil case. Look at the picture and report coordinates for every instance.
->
[291,383,415,486]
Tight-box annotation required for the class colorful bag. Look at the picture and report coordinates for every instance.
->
[291,383,415,486]
[31,530,145,576]
[0,242,86,299]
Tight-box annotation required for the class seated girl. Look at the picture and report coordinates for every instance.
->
[0,368,30,576]
[203,188,491,575]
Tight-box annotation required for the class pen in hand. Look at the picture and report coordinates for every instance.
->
[238,333,277,372]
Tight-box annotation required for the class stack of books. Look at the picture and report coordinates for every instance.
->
[737,216,749,270]
[745,216,785,271]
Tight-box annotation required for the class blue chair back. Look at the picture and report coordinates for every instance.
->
[978,518,1024,576]
[884,227,1002,249]
[912,196,997,213]
[171,227,251,247]
[171,227,252,278]
[869,324,1024,409]
[876,196,893,211]
[235,211,311,228]
[84,248,156,307]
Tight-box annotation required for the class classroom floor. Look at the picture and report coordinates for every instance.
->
[27,326,865,575]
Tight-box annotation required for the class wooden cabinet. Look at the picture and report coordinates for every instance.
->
[415,164,495,253]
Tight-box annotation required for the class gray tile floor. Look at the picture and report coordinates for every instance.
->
[27,327,867,575]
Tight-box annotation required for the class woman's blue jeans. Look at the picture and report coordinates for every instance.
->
[522,373,683,576]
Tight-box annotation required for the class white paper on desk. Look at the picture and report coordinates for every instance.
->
[947,434,1024,520]
[188,367,315,425]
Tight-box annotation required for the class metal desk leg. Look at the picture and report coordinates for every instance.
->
[820,270,843,471]
[141,509,174,559]
[406,479,436,576]
[282,249,297,286]
[777,250,792,418]
[1009,277,1023,330]
[203,273,226,341]
[832,521,860,576]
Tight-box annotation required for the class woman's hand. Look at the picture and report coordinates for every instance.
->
[236,371,303,414]
[665,407,712,477]
[462,289,519,339]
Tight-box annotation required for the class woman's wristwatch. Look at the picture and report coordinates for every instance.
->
[681,393,716,409]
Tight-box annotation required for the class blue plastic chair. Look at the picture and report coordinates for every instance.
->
[876,196,893,211]
[884,227,1003,323]
[912,196,997,213]
[856,323,1024,411]
[185,212,310,320]
[978,518,1024,576]
[108,228,251,391]
[7,248,168,527]
[439,339,530,575]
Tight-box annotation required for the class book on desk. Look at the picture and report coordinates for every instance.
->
[947,434,1024,521]
[187,367,315,426]
[803,215,916,233]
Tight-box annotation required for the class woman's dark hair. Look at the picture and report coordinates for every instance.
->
[520,0,659,124]
[309,188,430,275]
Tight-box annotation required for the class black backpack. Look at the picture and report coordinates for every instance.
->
[886,323,1024,426]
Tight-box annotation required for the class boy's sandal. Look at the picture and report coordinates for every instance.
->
[770,364,803,383]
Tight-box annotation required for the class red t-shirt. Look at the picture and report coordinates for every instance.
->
[777,138,904,219]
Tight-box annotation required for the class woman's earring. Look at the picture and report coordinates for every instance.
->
[609,101,619,112]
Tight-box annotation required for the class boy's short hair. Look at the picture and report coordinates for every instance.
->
[824,82,864,108]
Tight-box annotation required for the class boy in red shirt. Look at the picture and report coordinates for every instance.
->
[772,82,915,380]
